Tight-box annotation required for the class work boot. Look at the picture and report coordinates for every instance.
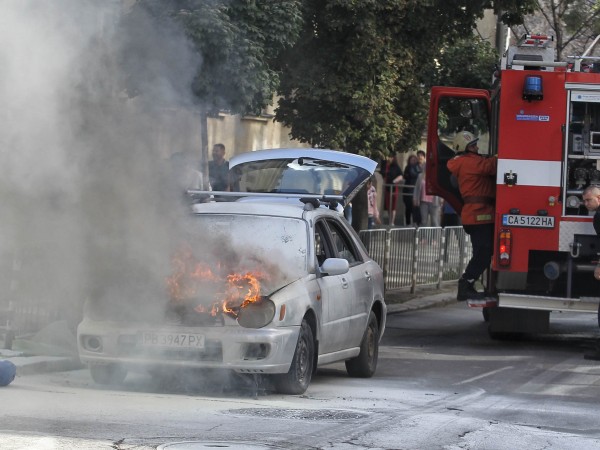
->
[457,278,485,301]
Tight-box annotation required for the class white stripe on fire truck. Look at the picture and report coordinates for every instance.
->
[496,159,561,187]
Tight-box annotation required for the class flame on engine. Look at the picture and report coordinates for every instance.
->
[166,245,269,318]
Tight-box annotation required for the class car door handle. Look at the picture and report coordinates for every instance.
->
[341,277,349,289]
[364,271,372,281]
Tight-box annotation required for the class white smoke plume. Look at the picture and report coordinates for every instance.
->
[0,0,203,326]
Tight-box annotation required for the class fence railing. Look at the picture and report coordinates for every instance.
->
[1,225,471,349]
[359,226,471,293]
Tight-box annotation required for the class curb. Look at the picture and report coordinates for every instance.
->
[5,355,83,377]
[386,291,458,314]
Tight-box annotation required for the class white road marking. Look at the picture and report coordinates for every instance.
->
[454,366,514,385]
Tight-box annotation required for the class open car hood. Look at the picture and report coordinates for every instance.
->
[228,148,377,205]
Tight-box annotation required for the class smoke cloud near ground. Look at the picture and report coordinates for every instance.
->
[0,1,206,326]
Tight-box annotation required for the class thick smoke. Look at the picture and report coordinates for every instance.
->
[0,1,204,326]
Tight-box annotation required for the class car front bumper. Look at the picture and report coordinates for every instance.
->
[77,318,300,374]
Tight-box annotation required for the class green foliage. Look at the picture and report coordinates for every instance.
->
[275,0,524,158]
[126,0,303,115]
[122,0,534,159]
[429,37,499,89]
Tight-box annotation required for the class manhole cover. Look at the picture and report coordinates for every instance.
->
[227,408,368,421]
[158,442,276,450]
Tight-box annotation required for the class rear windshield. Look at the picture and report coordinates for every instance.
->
[229,157,371,199]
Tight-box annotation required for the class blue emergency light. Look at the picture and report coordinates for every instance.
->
[523,75,543,101]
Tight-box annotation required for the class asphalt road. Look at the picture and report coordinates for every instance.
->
[2,302,600,449]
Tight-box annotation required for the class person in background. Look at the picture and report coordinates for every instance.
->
[402,154,421,225]
[582,184,600,360]
[412,165,442,227]
[208,143,229,192]
[447,130,497,301]
[582,185,600,281]
[414,150,427,224]
[367,177,382,229]
[417,150,426,169]
[583,185,600,235]
[382,153,403,225]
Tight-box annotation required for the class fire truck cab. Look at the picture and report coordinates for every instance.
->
[427,34,600,336]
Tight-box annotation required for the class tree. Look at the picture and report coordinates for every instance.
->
[511,0,600,61]
[275,0,535,160]
[273,0,533,229]
[120,0,303,178]
[428,37,500,90]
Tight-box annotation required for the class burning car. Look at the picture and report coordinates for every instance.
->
[77,148,386,394]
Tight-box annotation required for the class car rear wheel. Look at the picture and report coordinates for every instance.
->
[273,319,314,395]
[345,311,379,378]
[90,364,127,385]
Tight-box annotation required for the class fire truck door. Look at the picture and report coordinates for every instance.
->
[426,87,491,214]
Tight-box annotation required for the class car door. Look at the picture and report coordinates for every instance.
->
[314,220,354,355]
[324,218,372,349]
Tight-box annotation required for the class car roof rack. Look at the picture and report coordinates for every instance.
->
[187,190,345,210]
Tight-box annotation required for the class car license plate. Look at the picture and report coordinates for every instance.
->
[501,214,555,228]
[139,331,205,349]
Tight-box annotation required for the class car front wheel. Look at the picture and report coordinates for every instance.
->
[273,319,314,395]
[345,311,379,378]
[89,363,127,385]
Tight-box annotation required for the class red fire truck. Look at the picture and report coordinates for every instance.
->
[427,34,600,336]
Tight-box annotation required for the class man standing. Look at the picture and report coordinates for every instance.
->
[582,185,600,235]
[582,185,600,280]
[208,143,229,192]
[447,131,497,301]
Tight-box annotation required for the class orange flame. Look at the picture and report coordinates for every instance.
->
[166,246,269,318]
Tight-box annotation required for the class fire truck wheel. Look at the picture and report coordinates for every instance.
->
[89,364,127,385]
[273,319,314,395]
[345,311,379,378]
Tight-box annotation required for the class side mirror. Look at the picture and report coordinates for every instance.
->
[320,258,350,276]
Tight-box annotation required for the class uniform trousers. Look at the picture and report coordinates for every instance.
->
[462,223,494,281]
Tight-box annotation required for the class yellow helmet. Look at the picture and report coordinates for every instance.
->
[452,131,479,152]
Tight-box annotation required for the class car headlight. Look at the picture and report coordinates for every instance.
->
[237,297,276,328]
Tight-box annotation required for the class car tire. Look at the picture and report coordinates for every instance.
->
[273,319,314,395]
[90,364,127,385]
[345,311,379,378]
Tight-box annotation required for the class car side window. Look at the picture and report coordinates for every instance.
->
[314,222,330,266]
[326,219,359,265]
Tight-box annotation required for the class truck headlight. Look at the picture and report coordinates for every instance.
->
[237,298,276,328]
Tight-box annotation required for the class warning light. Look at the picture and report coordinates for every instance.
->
[523,76,543,101]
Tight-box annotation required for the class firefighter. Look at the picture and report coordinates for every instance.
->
[447,131,497,301]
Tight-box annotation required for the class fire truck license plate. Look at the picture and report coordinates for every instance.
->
[502,214,555,228]
[140,332,205,349]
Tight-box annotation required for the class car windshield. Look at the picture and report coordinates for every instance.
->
[229,157,371,198]
[175,214,309,295]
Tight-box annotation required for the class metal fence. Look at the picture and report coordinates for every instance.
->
[1,225,471,349]
[359,226,471,292]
